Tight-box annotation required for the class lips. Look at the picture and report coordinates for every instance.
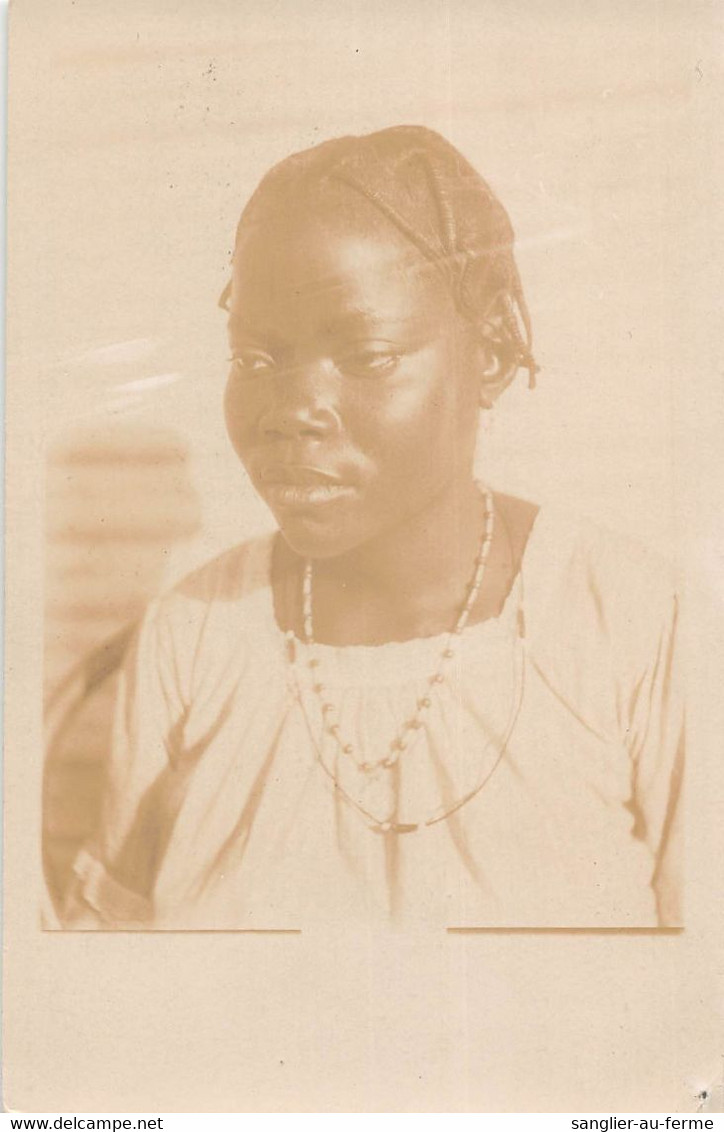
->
[257,463,356,509]
[259,464,344,487]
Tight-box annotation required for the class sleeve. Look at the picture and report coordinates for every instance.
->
[62,598,188,929]
[623,589,685,927]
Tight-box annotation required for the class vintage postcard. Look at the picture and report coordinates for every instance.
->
[4,0,723,1113]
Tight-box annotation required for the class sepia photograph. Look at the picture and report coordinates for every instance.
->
[45,124,684,932]
[5,0,723,1113]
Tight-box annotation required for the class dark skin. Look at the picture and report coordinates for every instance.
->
[225,191,538,646]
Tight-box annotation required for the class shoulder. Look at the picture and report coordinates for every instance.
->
[144,534,275,652]
[532,503,677,594]
[130,534,278,702]
[525,504,680,663]
[169,534,274,606]
[516,504,683,740]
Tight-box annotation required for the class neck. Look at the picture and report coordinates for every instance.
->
[324,478,485,597]
[298,478,490,644]
[273,485,539,645]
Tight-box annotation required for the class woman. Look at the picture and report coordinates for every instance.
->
[65,126,683,930]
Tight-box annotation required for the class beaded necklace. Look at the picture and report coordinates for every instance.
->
[285,487,526,833]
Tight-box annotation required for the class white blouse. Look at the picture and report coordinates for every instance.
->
[69,506,684,931]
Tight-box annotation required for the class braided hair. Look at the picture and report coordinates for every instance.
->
[221,125,539,388]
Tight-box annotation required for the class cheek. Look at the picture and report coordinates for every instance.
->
[224,377,259,462]
[348,347,479,467]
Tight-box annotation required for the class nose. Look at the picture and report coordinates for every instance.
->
[258,365,342,441]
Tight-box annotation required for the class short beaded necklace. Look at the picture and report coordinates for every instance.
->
[284,487,526,833]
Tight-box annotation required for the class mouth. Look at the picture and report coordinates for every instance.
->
[257,464,357,509]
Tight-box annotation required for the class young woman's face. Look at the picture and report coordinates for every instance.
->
[224,191,486,560]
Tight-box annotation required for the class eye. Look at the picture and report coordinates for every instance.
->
[229,349,277,377]
[337,348,402,379]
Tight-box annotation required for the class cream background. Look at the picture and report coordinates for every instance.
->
[5,0,724,1112]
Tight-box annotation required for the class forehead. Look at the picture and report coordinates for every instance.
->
[229,188,454,337]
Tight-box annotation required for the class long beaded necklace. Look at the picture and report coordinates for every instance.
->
[285,487,526,833]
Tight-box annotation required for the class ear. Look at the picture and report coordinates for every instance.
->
[473,313,519,407]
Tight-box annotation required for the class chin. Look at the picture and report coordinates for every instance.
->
[274,514,364,561]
